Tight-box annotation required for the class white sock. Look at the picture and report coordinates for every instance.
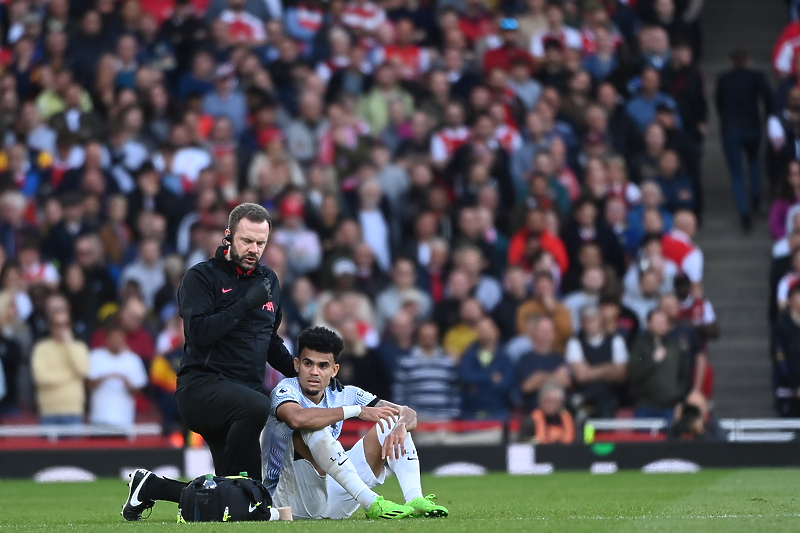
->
[377,420,423,502]
[302,428,378,509]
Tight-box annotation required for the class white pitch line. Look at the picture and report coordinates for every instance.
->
[464,513,800,521]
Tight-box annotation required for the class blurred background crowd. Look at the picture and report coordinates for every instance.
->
[0,0,769,443]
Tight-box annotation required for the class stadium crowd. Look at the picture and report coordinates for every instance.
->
[768,12,800,420]
[0,0,727,440]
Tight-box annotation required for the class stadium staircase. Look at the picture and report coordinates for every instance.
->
[695,0,786,416]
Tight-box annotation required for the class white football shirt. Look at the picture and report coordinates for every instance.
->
[262,377,378,495]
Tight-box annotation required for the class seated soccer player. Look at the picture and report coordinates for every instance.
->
[121,326,449,521]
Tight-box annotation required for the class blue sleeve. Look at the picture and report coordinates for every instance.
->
[284,9,316,42]
[515,356,534,385]
[510,147,530,189]
[458,347,493,386]
[665,96,683,129]
[498,354,516,393]
[662,210,674,232]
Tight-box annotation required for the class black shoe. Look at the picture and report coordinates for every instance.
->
[741,215,752,233]
[121,469,155,521]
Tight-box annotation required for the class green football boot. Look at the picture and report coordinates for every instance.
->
[365,496,414,519]
[407,494,449,517]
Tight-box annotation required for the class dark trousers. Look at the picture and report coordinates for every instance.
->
[776,397,800,417]
[721,129,762,217]
[176,374,271,481]
[576,383,618,419]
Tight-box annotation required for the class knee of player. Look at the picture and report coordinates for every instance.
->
[375,418,398,439]
[243,399,270,424]
[299,426,334,445]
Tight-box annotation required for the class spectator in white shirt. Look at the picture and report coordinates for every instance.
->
[87,322,148,427]
[623,268,664,328]
[565,304,628,418]
[357,178,392,272]
[529,2,582,57]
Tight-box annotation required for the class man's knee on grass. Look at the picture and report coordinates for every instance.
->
[238,396,271,426]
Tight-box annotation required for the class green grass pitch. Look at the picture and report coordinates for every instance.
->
[1,469,798,532]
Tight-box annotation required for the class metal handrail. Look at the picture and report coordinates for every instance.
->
[0,423,162,442]
[586,418,800,443]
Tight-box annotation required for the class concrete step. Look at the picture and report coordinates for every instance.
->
[692,0,786,417]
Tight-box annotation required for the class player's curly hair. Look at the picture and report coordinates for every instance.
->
[297,326,345,363]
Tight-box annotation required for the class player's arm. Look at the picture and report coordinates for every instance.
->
[276,401,399,431]
[179,268,250,347]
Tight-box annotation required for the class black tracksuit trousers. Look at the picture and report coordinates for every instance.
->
[176,373,271,481]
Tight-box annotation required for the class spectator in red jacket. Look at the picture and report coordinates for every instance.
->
[508,207,569,275]
[483,18,536,77]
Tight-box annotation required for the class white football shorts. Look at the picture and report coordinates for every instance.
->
[272,436,387,519]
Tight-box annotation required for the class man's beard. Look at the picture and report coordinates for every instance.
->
[301,385,322,398]
[229,245,259,271]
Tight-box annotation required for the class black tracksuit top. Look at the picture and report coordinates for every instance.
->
[176,245,296,391]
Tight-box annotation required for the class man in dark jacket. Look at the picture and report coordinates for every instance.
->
[715,48,773,231]
[175,203,304,482]
[125,162,182,245]
[459,317,515,421]
[628,308,691,419]
[66,10,113,88]
[560,196,625,278]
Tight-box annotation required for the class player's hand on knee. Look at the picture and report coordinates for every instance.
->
[358,406,398,429]
[381,424,407,460]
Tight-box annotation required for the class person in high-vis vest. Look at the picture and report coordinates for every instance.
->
[530,382,575,444]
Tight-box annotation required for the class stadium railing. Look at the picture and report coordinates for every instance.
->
[340,419,505,447]
[0,423,162,442]
[586,418,800,442]
[1,419,797,444]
